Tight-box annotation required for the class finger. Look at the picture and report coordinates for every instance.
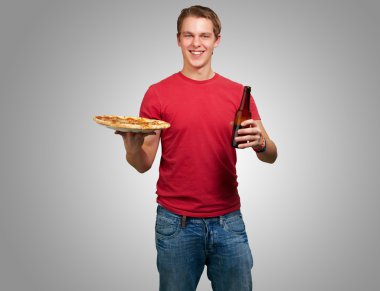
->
[237,127,260,135]
[238,138,261,148]
[238,141,257,149]
[143,131,157,137]
[235,135,259,143]
[240,119,255,127]
[115,130,129,136]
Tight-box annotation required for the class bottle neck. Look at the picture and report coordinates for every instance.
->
[239,86,251,111]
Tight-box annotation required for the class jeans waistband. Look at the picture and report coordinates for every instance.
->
[157,205,242,227]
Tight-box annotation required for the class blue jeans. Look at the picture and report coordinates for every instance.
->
[155,205,254,291]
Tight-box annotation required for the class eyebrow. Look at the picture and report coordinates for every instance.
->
[181,31,212,35]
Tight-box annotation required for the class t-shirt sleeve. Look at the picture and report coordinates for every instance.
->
[139,85,161,120]
[250,95,261,120]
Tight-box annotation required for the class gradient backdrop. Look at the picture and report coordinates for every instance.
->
[1,0,379,290]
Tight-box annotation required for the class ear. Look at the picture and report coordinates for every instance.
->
[214,34,221,48]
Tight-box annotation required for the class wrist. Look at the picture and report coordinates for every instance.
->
[253,136,266,153]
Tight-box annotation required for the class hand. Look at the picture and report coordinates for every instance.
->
[114,131,156,154]
[234,119,263,149]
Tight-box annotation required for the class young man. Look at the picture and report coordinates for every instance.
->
[116,5,277,291]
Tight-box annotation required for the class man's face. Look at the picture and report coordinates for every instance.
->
[177,16,220,71]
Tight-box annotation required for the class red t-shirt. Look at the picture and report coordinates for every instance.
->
[140,72,260,217]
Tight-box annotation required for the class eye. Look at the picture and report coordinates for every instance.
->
[201,34,211,39]
[183,34,192,38]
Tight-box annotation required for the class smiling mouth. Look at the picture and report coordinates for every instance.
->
[189,50,205,55]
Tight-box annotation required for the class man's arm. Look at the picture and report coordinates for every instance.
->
[115,130,161,173]
[233,119,278,164]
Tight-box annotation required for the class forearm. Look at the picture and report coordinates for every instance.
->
[115,131,160,173]
[255,138,277,164]
[126,148,153,173]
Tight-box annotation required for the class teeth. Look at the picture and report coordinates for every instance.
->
[191,51,204,55]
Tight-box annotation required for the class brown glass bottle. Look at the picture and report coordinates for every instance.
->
[231,86,252,148]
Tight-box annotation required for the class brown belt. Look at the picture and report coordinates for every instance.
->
[181,215,187,228]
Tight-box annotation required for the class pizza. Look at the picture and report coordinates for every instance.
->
[93,115,170,132]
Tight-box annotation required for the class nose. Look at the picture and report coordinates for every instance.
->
[192,35,201,47]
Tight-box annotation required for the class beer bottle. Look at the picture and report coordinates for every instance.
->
[231,86,252,148]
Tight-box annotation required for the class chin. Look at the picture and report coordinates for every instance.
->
[189,62,206,69]
[188,59,211,69]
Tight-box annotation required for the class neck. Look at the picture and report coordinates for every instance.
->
[180,66,215,81]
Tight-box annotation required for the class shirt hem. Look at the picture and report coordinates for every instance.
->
[157,200,241,218]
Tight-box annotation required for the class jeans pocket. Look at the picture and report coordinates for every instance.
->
[223,215,246,234]
[155,215,180,239]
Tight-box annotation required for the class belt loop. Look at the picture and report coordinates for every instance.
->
[181,216,187,228]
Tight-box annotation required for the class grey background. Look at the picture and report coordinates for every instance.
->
[0,0,379,290]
